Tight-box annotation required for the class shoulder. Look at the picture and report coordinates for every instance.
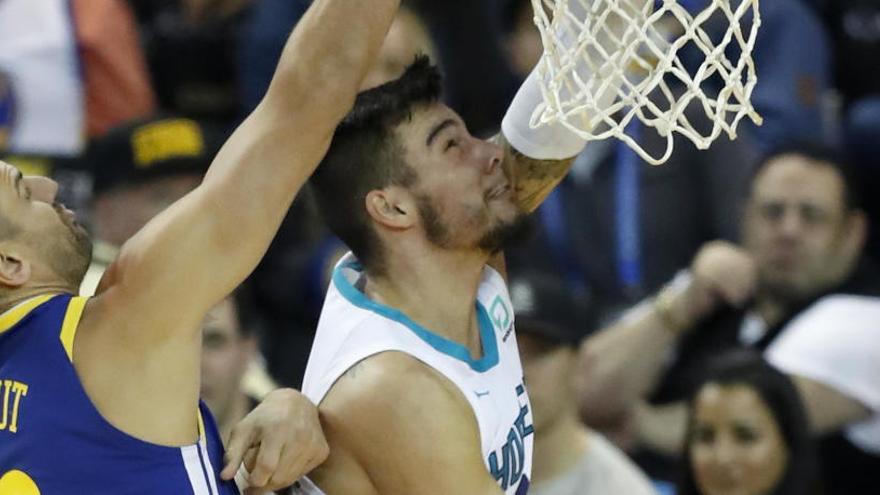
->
[766,294,880,410]
[322,351,470,422]
[317,352,493,494]
[767,293,880,361]
[320,351,479,455]
[781,293,880,341]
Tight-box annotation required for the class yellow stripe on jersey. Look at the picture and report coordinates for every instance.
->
[197,410,206,442]
[0,294,58,335]
[60,297,89,362]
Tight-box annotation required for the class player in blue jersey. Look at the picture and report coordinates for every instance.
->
[0,0,402,493]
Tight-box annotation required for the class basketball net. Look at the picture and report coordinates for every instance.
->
[530,0,763,164]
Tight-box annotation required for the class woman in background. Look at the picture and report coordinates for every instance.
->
[679,351,819,495]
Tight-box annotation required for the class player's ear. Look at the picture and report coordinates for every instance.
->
[365,187,416,230]
[0,247,31,287]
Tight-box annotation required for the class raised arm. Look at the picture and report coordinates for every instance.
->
[492,0,656,215]
[577,242,756,422]
[94,0,400,337]
[73,0,401,446]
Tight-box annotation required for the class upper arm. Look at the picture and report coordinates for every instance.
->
[791,375,871,435]
[316,352,504,495]
[493,133,575,214]
[93,82,339,343]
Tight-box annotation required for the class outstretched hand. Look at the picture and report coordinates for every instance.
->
[221,388,328,494]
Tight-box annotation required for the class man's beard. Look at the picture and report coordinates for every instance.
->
[758,268,826,311]
[477,214,532,253]
[417,196,532,253]
[44,221,93,289]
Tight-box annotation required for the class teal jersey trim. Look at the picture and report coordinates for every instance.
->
[332,260,500,372]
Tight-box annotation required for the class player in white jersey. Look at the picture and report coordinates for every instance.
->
[294,1,654,491]
[300,58,553,494]
[303,253,533,494]
[295,4,653,489]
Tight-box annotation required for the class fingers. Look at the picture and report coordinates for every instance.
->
[246,432,284,489]
[300,429,330,475]
[230,388,329,491]
[692,241,757,308]
[261,427,330,491]
[244,447,259,474]
[221,422,257,480]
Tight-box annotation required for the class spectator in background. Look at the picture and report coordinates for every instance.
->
[501,0,757,327]
[578,144,879,491]
[135,0,256,129]
[0,0,154,220]
[763,290,880,494]
[807,0,880,260]
[200,289,260,441]
[201,286,310,495]
[0,0,83,156]
[72,0,156,139]
[0,0,154,155]
[680,351,818,495]
[510,271,658,495]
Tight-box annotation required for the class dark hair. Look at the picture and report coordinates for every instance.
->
[751,142,864,212]
[680,351,819,495]
[501,0,532,35]
[230,282,259,338]
[309,56,443,274]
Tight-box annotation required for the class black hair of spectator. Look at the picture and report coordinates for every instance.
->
[500,0,531,35]
[751,142,864,212]
[679,350,820,495]
[309,56,442,274]
[230,282,259,339]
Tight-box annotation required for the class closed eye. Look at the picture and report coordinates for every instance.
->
[445,138,459,151]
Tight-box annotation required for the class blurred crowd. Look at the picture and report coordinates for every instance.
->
[0,0,877,493]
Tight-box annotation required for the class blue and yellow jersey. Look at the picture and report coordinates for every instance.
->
[0,293,239,494]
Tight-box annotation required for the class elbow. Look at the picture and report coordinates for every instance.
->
[575,343,631,427]
[578,382,631,429]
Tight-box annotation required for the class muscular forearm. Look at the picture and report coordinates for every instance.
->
[578,302,682,421]
[197,0,400,285]
[206,0,400,187]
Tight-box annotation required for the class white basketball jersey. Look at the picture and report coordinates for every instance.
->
[299,253,534,494]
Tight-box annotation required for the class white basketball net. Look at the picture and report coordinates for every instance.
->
[530,0,763,164]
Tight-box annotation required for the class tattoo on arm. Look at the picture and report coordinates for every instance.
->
[493,134,576,213]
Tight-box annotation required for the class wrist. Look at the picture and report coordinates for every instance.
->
[501,68,588,161]
[652,271,697,336]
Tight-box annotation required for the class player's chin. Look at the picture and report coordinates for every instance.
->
[488,195,520,217]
